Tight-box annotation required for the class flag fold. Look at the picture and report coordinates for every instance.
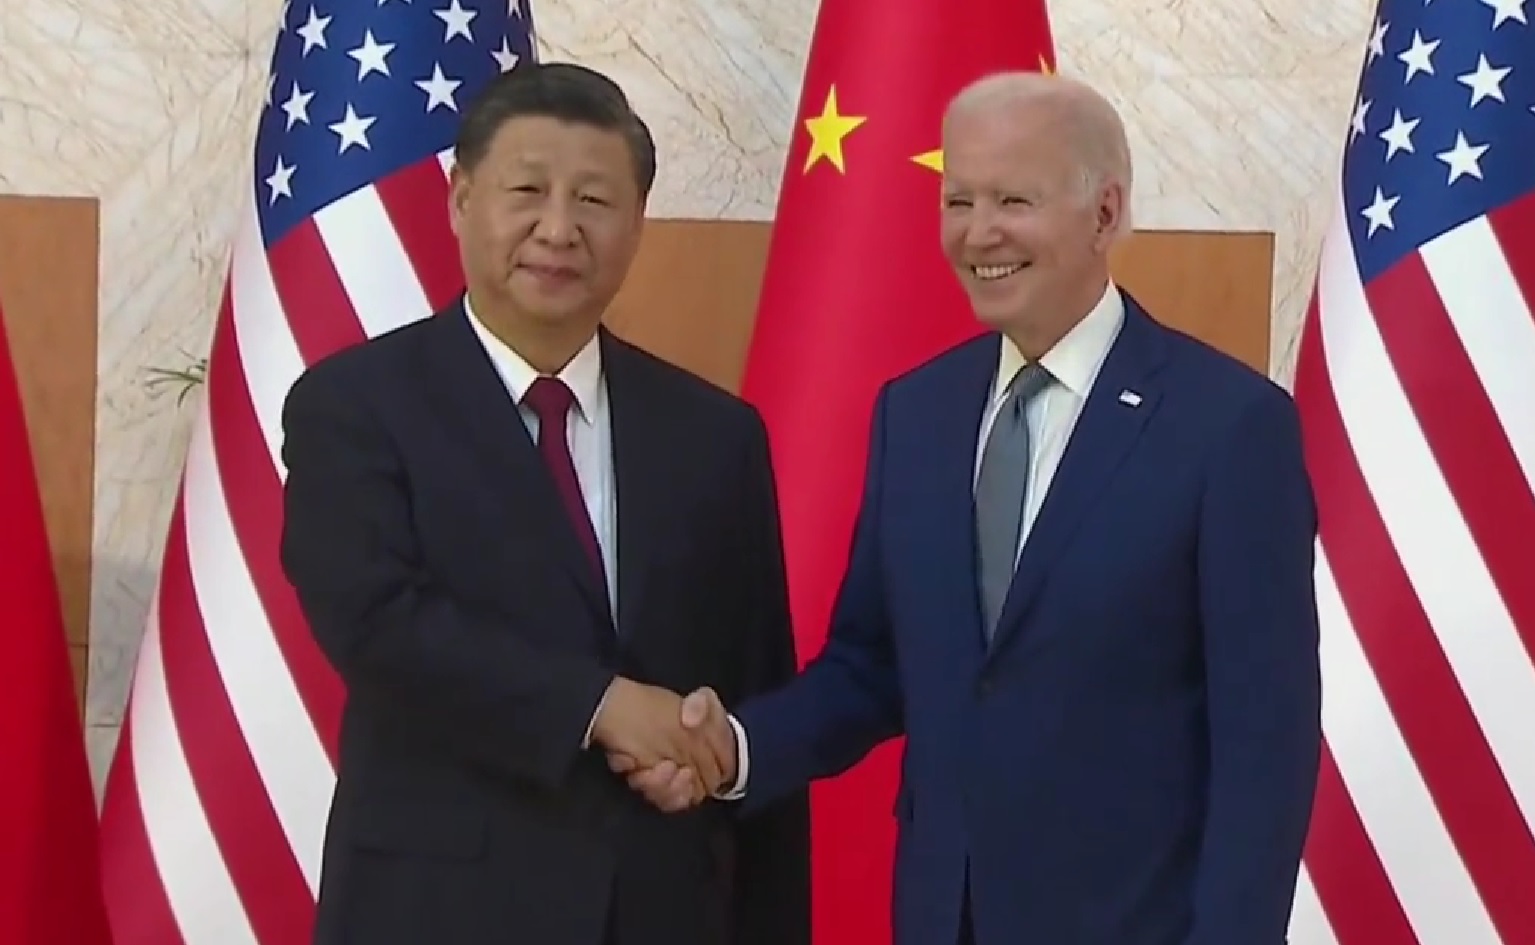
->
[740,1,1056,941]
[1291,1,1535,942]
[97,3,536,942]
[0,297,111,945]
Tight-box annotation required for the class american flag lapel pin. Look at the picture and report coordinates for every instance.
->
[1118,389,1142,407]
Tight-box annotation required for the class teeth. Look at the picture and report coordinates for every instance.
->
[972,263,1024,281]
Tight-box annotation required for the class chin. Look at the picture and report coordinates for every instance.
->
[508,288,581,319]
[969,294,1026,330]
[972,309,1008,331]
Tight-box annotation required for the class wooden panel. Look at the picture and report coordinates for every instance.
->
[606,220,774,392]
[70,644,89,703]
[605,220,1273,391]
[1109,229,1274,373]
[0,196,100,708]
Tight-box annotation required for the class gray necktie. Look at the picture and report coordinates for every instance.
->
[975,363,1053,637]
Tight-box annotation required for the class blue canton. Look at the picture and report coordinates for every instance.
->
[1344,0,1535,282]
[252,0,537,248]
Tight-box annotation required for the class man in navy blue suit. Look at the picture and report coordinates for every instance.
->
[615,71,1322,945]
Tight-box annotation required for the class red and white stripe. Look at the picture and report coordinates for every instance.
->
[1289,188,1535,943]
[97,149,464,945]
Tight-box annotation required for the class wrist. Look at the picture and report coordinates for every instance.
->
[591,675,631,747]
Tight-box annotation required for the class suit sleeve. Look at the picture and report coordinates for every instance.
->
[727,411,812,945]
[733,386,905,811]
[278,365,614,793]
[1185,387,1323,945]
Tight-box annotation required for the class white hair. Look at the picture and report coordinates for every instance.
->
[948,71,1135,239]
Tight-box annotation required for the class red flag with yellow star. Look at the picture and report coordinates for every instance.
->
[739,0,1057,941]
[0,295,112,945]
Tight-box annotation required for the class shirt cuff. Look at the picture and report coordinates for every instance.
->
[713,714,750,800]
[581,689,609,749]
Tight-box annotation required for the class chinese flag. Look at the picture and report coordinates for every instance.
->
[738,0,1057,941]
[0,297,113,945]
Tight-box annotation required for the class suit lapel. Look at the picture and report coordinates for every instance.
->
[985,298,1170,662]
[600,330,669,641]
[419,303,614,628]
[922,337,1005,654]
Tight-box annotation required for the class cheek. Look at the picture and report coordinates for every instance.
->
[500,218,534,254]
[939,212,982,259]
[939,224,966,260]
[1004,208,1050,238]
[588,226,638,273]
[473,209,530,253]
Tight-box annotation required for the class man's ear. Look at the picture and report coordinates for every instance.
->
[447,162,470,234]
[1092,180,1127,250]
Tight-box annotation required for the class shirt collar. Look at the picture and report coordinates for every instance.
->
[995,281,1125,400]
[462,296,605,423]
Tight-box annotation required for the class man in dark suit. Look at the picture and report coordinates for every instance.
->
[619,72,1322,945]
[278,62,810,945]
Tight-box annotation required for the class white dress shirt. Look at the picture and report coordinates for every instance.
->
[463,299,618,599]
[462,299,618,747]
[977,281,1125,553]
[719,282,1126,799]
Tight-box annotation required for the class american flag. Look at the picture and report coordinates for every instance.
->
[1286,0,1535,942]
[95,2,536,942]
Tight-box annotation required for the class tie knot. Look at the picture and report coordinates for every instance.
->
[523,376,575,423]
[1008,362,1053,402]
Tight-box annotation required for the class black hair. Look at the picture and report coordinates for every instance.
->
[454,60,657,197]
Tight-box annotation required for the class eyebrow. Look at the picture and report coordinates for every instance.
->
[498,161,620,185]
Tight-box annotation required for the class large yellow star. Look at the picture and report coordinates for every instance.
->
[802,86,866,173]
[911,57,1055,173]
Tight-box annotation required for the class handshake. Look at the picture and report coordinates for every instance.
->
[589,677,738,812]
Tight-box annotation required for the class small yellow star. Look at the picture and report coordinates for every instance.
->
[909,56,1054,173]
[802,86,866,173]
[911,150,943,172]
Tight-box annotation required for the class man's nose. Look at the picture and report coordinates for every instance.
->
[532,200,579,245]
[964,207,1003,248]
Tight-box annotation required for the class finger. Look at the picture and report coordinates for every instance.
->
[607,752,639,774]
[680,687,720,729]
[679,690,729,790]
[658,767,702,811]
[685,737,725,795]
[629,759,679,790]
[627,763,698,812]
[621,744,668,768]
[650,730,711,795]
[698,709,733,762]
[686,703,735,790]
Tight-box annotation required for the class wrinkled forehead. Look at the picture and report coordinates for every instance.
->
[941,105,1081,194]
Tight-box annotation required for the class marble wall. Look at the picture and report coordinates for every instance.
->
[0,0,1377,788]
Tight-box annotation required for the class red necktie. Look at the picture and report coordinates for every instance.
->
[522,377,604,578]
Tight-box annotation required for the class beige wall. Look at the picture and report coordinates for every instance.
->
[0,0,1376,786]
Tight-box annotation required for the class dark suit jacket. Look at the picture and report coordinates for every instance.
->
[737,293,1322,945]
[279,302,810,945]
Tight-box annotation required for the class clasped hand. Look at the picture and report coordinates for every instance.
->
[590,678,734,812]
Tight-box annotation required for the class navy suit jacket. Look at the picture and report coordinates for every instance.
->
[736,294,1322,945]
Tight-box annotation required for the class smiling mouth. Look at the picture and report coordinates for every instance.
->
[970,263,1028,281]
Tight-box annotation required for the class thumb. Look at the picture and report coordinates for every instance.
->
[680,687,718,729]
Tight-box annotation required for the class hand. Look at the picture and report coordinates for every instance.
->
[590,679,730,803]
[607,687,736,812]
